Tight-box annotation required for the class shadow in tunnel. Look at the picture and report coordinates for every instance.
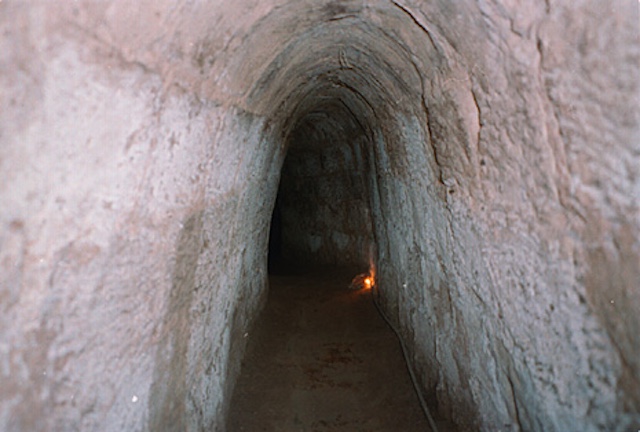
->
[267,194,283,274]
[267,192,303,276]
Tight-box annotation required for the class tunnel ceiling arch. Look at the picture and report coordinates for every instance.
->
[222,1,443,129]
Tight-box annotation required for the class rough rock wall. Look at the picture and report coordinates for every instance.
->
[1,0,638,431]
[0,2,281,431]
[364,1,640,430]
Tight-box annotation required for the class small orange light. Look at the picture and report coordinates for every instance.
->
[363,277,373,289]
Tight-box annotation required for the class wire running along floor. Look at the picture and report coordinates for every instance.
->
[226,267,432,432]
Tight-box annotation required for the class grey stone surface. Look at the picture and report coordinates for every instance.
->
[1,0,638,431]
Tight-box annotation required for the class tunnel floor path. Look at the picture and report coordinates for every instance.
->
[226,266,435,432]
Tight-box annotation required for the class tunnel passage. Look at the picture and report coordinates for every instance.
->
[245,6,457,416]
[2,1,638,431]
[252,36,442,422]
[268,96,374,271]
[248,5,437,276]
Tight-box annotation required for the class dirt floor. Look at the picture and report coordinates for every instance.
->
[226,266,443,432]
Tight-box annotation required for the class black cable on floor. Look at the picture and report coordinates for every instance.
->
[370,283,439,432]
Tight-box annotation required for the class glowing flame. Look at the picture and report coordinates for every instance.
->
[363,276,373,289]
[364,248,376,290]
[365,257,376,290]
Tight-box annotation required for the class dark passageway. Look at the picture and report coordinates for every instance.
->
[230,97,449,429]
[267,195,283,274]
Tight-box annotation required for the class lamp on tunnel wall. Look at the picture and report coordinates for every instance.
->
[366,245,376,290]
[346,243,375,290]
[363,275,374,289]
[348,272,375,291]
[348,239,376,290]
[349,270,376,290]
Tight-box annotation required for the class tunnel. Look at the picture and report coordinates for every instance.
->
[268,83,378,271]
[1,1,639,431]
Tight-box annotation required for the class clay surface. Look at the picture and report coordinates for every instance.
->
[227,268,436,431]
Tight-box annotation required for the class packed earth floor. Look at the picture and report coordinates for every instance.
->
[227,266,455,432]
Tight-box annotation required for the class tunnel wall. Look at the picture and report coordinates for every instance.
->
[1,1,638,431]
[0,3,282,431]
[362,1,640,430]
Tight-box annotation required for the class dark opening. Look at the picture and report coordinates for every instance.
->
[266,97,374,275]
[231,96,438,431]
[267,192,283,274]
